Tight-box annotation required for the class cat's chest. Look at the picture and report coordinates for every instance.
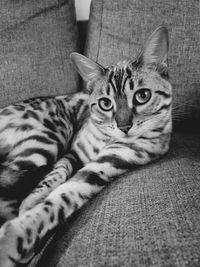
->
[71,120,109,164]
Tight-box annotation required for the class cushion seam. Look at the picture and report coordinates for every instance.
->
[96,0,104,62]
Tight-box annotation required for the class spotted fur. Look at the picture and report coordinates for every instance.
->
[0,27,172,266]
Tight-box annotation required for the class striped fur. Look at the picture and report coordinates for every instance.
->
[0,27,172,266]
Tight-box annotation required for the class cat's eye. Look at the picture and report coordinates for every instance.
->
[98,97,113,111]
[133,89,151,105]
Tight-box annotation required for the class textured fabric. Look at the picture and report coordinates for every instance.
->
[85,0,200,126]
[0,0,79,107]
[34,130,200,267]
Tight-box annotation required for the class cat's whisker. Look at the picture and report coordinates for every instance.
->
[172,99,197,110]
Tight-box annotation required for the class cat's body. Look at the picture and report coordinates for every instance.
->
[0,93,88,222]
[0,27,172,266]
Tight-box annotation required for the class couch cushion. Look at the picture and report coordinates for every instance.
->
[85,0,200,127]
[33,130,200,266]
[0,0,79,107]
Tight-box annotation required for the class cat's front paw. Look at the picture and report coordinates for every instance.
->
[0,223,14,267]
[0,222,20,267]
[0,220,34,267]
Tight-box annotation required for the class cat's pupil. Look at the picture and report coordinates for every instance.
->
[140,91,147,99]
[103,99,110,106]
[98,97,113,111]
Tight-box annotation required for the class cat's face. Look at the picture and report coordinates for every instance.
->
[88,65,172,139]
[71,27,172,140]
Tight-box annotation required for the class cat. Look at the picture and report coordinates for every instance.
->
[0,26,172,266]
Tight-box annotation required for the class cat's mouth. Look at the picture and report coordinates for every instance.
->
[99,123,136,139]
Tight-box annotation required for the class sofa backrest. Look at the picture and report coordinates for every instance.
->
[0,0,79,107]
[85,0,200,128]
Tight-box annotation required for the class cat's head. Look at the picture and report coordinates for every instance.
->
[71,26,172,140]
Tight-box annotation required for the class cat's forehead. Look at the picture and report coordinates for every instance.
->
[106,60,161,83]
[106,60,131,76]
[105,60,148,87]
[107,60,130,69]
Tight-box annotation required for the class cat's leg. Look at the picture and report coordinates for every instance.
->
[0,144,153,266]
[19,151,82,215]
[0,198,19,227]
[0,136,58,201]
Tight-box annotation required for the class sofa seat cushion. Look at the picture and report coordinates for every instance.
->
[0,0,79,107]
[33,130,200,267]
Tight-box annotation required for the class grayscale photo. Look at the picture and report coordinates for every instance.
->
[0,0,199,266]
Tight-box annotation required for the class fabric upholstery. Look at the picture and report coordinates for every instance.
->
[85,0,200,126]
[0,0,79,107]
[34,130,200,266]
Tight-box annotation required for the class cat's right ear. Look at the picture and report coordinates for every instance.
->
[141,26,169,66]
[70,53,105,82]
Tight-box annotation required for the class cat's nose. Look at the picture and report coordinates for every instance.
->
[118,124,132,134]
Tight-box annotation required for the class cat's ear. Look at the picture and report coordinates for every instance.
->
[138,26,169,67]
[70,53,105,81]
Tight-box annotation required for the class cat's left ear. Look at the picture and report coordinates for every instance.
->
[136,26,169,67]
[70,53,105,81]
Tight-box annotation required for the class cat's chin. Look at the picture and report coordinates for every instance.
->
[111,130,135,140]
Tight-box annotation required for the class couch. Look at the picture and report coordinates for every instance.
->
[0,0,200,266]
